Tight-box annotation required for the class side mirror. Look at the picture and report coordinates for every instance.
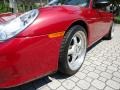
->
[94,0,110,8]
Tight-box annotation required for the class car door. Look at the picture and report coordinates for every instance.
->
[80,0,104,45]
[81,7,102,45]
[92,9,107,38]
[98,7,113,35]
[65,0,103,45]
[91,0,113,40]
[90,0,106,41]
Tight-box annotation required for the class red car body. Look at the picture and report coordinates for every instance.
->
[0,0,113,88]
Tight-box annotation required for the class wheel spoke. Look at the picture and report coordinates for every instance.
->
[73,36,78,45]
[71,54,77,63]
[78,39,82,46]
[68,44,76,55]
[67,30,86,71]
[77,48,83,56]
[68,48,74,55]
[78,40,83,54]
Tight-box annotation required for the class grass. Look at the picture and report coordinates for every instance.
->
[115,16,120,24]
[0,3,9,13]
[0,3,40,13]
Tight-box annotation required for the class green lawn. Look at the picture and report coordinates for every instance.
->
[0,3,10,13]
[115,16,120,24]
[0,3,40,13]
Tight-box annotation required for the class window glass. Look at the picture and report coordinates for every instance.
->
[64,0,89,7]
[48,0,90,7]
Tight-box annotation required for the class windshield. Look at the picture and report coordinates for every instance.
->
[0,0,90,13]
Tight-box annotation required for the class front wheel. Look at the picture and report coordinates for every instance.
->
[59,25,87,76]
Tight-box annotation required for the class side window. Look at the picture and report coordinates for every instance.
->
[65,0,89,7]
[93,0,111,12]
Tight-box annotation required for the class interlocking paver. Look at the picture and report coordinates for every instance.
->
[82,69,89,74]
[47,80,61,89]
[113,72,120,78]
[88,86,98,90]
[106,80,120,89]
[84,66,95,71]
[102,61,111,65]
[112,77,120,83]
[72,86,82,90]
[107,66,118,71]
[77,80,90,89]
[36,86,50,90]
[70,76,79,82]
[101,64,108,68]
[84,61,91,65]
[113,61,120,66]
[6,24,120,90]
[98,76,107,82]
[75,72,86,79]
[100,72,112,79]
[85,77,93,82]
[92,79,105,89]
[104,86,114,90]
[94,69,101,74]
[88,72,99,79]
[106,69,114,74]
[92,61,101,65]
[56,86,66,90]
[62,80,75,89]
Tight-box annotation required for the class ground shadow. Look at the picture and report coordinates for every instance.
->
[3,72,69,90]
[87,39,103,52]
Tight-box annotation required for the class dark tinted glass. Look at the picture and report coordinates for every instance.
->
[65,0,90,7]
[48,0,90,7]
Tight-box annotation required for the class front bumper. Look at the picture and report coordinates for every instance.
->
[0,35,62,88]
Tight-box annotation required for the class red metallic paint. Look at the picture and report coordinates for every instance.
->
[0,0,113,88]
[0,35,63,88]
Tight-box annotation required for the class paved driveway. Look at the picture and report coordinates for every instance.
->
[5,24,120,90]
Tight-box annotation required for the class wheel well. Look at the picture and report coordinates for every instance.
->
[67,20,88,38]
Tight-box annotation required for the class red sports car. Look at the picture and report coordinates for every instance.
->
[0,0,114,88]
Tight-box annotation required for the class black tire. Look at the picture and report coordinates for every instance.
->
[58,25,87,76]
[104,23,115,40]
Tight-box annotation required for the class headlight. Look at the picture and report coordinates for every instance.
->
[0,9,39,41]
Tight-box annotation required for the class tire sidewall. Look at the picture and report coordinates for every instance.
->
[59,25,87,75]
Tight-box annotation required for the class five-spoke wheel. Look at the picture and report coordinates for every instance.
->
[59,25,87,75]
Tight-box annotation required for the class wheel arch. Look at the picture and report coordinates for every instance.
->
[65,20,89,39]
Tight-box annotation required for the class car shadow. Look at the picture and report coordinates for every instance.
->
[3,72,69,90]
[87,39,102,52]
[2,76,51,90]
[3,39,103,90]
